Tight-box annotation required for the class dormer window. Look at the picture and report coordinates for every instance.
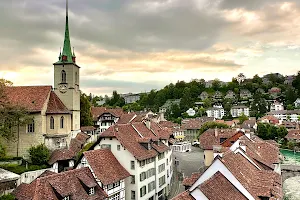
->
[63,196,70,200]
[148,143,151,150]
[88,187,95,195]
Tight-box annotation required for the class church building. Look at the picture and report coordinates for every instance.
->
[1,0,81,158]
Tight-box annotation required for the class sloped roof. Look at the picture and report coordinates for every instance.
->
[285,129,300,140]
[199,129,237,150]
[69,132,90,155]
[83,149,130,185]
[91,107,124,120]
[117,113,136,124]
[182,172,202,187]
[14,167,107,200]
[48,149,75,165]
[46,91,71,114]
[199,171,247,200]
[81,126,96,132]
[4,86,52,112]
[171,191,195,200]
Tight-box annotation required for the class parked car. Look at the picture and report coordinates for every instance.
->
[192,141,200,147]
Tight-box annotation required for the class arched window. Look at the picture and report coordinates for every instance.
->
[50,116,54,129]
[61,70,66,83]
[60,116,64,129]
[27,119,35,133]
[75,72,78,84]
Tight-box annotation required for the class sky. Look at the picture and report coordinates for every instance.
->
[1,0,300,96]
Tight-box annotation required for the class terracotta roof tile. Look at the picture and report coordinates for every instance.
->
[199,171,247,200]
[83,149,130,185]
[171,191,195,200]
[91,107,124,120]
[48,149,75,165]
[117,113,136,124]
[14,167,107,200]
[4,86,51,112]
[159,121,179,128]
[199,129,237,150]
[69,132,90,155]
[182,172,202,187]
[285,129,300,140]
[46,91,70,114]
[81,126,96,132]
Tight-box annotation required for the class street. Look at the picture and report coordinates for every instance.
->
[168,146,205,199]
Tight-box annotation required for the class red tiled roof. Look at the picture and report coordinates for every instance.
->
[91,107,124,120]
[69,132,90,155]
[83,149,130,185]
[171,191,195,200]
[199,129,237,150]
[14,167,107,200]
[259,116,279,124]
[199,171,247,200]
[159,121,179,128]
[4,86,52,112]
[182,172,202,187]
[117,113,136,124]
[151,142,169,153]
[46,91,71,114]
[285,129,300,140]
[81,126,96,132]
[48,149,75,165]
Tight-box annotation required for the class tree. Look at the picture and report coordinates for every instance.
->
[292,71,300,92]
[106,91,125,107]
[180,87,192,112]
[28,144,50,165]
[252,74,262,84]
[237,73,246,85]
[212,79,221,91]
[285,87,297,105]
[80,93,93,126]
[238,113,248,124]
[250,91,268,118]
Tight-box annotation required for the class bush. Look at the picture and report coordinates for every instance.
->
[28,144,50,165]
[0,194,15,200]
[0,163,47,174]
[76,142,94,161]
[0,144,6,159]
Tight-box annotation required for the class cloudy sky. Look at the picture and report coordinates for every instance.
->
[1,0,300,96]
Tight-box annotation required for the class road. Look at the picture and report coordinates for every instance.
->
[173,146,205,177]
[168,146,204,199]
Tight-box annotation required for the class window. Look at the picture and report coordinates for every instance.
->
[148,181,155,192]
[147,168,155,178]
[140,160,146,167]
[50,116,54,129]
[108,184,114,190]
[114,181,120,187]
[159,176,166,187]
[109,193,120,200]
[75,72,78,84]
[158,153,165,160]
[131,191,136,200]
[166,159,168,166]
[63,196,70,200]
[117,145,120,151]
[167,170,169,178]
[140,186,146,197]
[101,144,111,150]
[61,70,66,83]
[158,163,165,173]
[131,161,135,170]
[140,172,146,181]
[27,120,35,133]
[131,175,135,184]
[89,187,95,195]
[60,116,64,129]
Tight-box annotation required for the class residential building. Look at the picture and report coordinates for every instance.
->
[267,110,300,122]
[181,117,214,142]
[199,129,243,166]
[91,107,124,133]
[294,98,300,108]
[0,168,20,196]
[241,120,257,132]
[91,121,173,200]
[81,126,97,143]
[173,134,282,200]
[239,89,252,99]
[0,2,81,157]
[225,90,235,99]
[270,101,284,111]
[198,91,209,100]
[121,93,141,104]
[186,108,196,116]
[18,169,55,185]
[206,105,225,119]
[172,127,185,141]
[172,142,191,152]
[280,121,298,129]
[258,115,279,125]
[284,75,295,85]
[77,149,130,200]
[159,99,181,113]
[212,91,223,100]
[285,129,300,142]
[13,167,108,200]
[269,87,281,97]
[230,105,250,117]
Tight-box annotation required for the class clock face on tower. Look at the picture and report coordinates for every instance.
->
[58,84,68,93]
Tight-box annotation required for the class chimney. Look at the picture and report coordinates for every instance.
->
[214,128,218,138]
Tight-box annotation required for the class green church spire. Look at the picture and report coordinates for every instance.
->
[56,0,75,64]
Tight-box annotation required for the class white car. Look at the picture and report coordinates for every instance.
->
[192,141,200,146]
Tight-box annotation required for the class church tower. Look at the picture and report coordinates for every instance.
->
[54,0,80,132]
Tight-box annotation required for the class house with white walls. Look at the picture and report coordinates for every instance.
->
[270,101,284,111]
[173,134,282,200]
[77,149,130,200]
[206,105,225,119]
[230,105,250,117]
[91,120,173,200]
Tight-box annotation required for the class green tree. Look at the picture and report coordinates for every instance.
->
[28,144,50,165]
[180,87,192,112]
[257,123,268,140]
[252,74,263,84]
[0,194,15,200]
[80,93,93,126]
[107,91,125,107]
[292,71,300,91]
[238,113,248,124]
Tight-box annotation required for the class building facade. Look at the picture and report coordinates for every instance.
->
[206,105,225,119]
[230,106,250,117]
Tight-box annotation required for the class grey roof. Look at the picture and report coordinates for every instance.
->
[0,168,20,183]
[231,105,248,109]
[267,110,300,115]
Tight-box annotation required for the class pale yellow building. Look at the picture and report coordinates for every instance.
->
[1,0,81,158]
